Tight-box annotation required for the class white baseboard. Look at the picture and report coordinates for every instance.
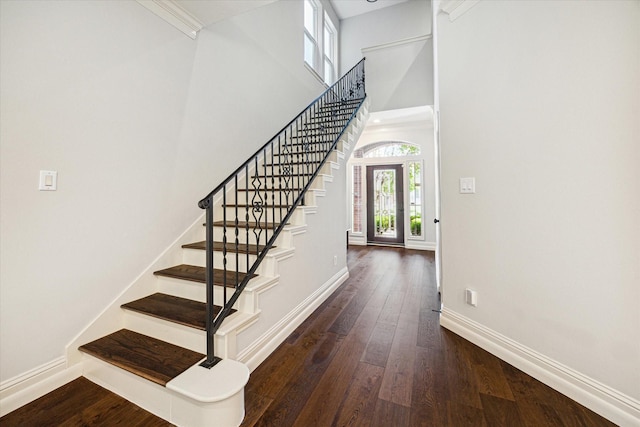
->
[237,267,349,371]
[440,308,640,427]
[0,357,82,416]
[405,240,436,251]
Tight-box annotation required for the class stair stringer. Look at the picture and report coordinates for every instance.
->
[64,211,211,367]
[61,99,368,427]
[63,153,267,366]
[233,100,370,370]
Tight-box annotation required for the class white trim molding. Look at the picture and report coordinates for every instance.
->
[439,0,480,22]
[237,268,349,371]
[136,0,203,39]
[0,357,82,417]
[361,34,432,54]
[405,240,436,251]
[440,308,640,427]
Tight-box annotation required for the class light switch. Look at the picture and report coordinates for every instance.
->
[459,177,475,194]
[465,288,478,306]
[39,170,57,191]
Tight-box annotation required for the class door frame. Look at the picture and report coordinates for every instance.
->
[366,164,405,245]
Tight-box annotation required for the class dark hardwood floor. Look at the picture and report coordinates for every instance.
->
[241,246,616,427]
[0,377,171,426]
[1,246,616,426]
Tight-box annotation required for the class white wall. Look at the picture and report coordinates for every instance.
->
[363,36,433,112]
[0,0,325,384]
[340,0,432,74]
[438,0,640,418]
[340,0,433,113]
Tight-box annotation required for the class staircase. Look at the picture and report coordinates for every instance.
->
[75,60,368,426]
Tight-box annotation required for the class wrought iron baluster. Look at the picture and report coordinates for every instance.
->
[269,142,275,240]
[262,148,269,247]
[196,58,365,369]
[278,133,283,224]
[245,165,250,280]
[222,187,227,305]
[234,176,239,292]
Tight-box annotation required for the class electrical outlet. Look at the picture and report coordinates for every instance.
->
[459,177,475,194]
[333,255,338,266]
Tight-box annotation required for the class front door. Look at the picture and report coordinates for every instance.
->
[366,165,404,245]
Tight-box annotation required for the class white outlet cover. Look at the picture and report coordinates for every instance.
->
[459,177,475,194]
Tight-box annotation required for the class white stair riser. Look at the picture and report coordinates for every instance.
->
[83,356,174,421]
[210,227,278,247]
[182,249,280,277]
[122,311,250,359]
[209,222,305,246]
[83,356,246,427]
[218,205,305,225]
[253,161,337,177]
[123,311,208,354]
[155,276,258,314]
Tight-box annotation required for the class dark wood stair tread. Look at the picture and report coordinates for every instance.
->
[78,329,204,386]
[305,117,350,122]
[302,123,345,129]
[262,161,322,166]
[220,203,291,212]
[210,220,282,229]
[290,135,337,140]
[236,187,304,191]
[322,98,364,105]
[273,150,329,156]
[182,240,271,254]
[121,293,235,330]
[154,264,256,287]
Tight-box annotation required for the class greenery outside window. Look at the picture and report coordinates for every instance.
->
[352,165,362,233]
[408,161,422,237]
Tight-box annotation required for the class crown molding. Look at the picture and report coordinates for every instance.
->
[361,34,432,54]
[136,0,204,39]
[440,0,480,22]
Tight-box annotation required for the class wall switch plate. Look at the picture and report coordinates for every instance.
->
[460,177,475,194]
[465,288,478,306]
[39,170,57,191]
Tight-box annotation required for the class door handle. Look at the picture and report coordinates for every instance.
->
[434,218,440,224]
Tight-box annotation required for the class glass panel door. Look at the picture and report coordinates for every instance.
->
[366,165,404,245]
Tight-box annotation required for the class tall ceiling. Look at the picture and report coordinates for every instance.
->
[159,0,410,29]
[329,0,410,20]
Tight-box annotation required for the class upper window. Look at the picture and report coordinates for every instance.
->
[304,0,338,85]
[323,13,337,85]
[304,0,319,70]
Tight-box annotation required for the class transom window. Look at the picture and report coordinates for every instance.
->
[354,142,421,158]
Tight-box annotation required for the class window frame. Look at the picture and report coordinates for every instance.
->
[303,0,320,72]
[348,146,426,243]
[323,12,337,85]
[303,0,338,86]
